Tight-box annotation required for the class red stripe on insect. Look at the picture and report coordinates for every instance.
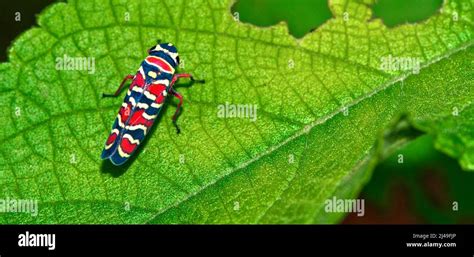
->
[128,109,154,127]
[119,105,132,123]
[146,56,173,72]
[132,71,145,88]
[106,133,117,145]
[120,136,138,154]
[148,84,167,97]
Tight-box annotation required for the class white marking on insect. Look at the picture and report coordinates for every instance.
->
[123,134,140,145]
[143,112,158,120]
[118,146,131,158]
[144,91,156,101]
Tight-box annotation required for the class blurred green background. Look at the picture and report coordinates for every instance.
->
[1,0,473,224]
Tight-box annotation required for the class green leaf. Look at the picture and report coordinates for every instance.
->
[0,0,472,224]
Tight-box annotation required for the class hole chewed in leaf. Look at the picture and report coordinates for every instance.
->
[231,0,332,38]
[371,0,444,27]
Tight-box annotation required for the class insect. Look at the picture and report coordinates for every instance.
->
[101,41,205,166]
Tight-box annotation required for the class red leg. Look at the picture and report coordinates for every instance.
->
[171,89,183,134]
[168,73,205,134]
[170,73,205,88]
[102,74,134,98]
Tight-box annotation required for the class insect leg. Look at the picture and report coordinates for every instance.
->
[102,74,134,98]
[170,73,205,87]
[189,76,206,84]
[170,89,183,134]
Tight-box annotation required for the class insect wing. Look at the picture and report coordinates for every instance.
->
[109,82,169,165]
[101,72,146,160]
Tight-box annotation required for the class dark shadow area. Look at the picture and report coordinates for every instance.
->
[371,0,444,27]
[379,113,425,159]
[100,79,200,177]
[0,0,58,61]
[231,0,332,38]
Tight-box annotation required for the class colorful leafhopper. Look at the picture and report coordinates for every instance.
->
[101,42,204,165]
